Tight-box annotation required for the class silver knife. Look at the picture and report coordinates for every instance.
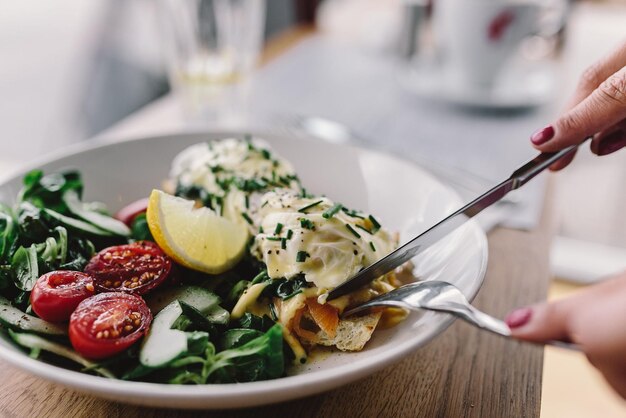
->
[327,140,586,300]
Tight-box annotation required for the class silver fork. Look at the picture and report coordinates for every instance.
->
[343,280,580,351]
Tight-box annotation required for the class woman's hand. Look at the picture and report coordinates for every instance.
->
[530,40,626,170]
[505,271,626,398]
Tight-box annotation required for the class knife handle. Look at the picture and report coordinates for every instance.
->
[509,137,591,188]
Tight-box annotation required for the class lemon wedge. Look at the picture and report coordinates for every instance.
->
[146,189,248,274]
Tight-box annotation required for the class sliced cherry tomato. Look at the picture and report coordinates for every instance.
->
[85,241,172,295]
[69,292,152,359]
[114,198,149,227]
[30,271,95,322]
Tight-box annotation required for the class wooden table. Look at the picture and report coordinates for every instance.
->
[0,26,555,418]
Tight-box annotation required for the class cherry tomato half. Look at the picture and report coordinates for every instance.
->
[114,198,149,227]
[30,271,95,322]
[69,292,152,359]
[85,241,172,295]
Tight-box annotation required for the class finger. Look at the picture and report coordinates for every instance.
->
[548,148,577,171]
[566,40,626,110]
[504,301,573,343]
[531,66,626,153]
[591,118,626,155]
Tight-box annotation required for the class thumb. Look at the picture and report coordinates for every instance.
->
[504,301,573,343]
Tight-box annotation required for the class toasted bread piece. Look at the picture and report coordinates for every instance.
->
[310,312,382,352]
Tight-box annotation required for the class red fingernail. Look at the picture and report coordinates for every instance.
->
[505,307,532,328]
[530,125,555,145]
[597,131,626,156]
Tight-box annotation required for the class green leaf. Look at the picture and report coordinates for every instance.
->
[206,324,284,383]
[62,190,130,237]
[11,245,40,291]
[43,208,113,237]
[0,204,16,262]
[130,213,153,241]
[235,313,274,332]
[219,328,263,351]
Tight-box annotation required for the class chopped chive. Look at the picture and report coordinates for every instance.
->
[261,149,271,160]
[269,303,278,321]
[345,224,361,239]
[258,226,264,234]
[369,241,376,252]
[341,207,365,219]
[244,194,249,209]
[369,215,381,233]
[274,223,284,235]
[241,212,253,225]
[322,203,343,219]
[298,200,323,213]
[296,251,309,262]
[266,237,282,242]
[286,229,293,240]
[281,238,287,250]
[251,270,269,285]
[355,224,372,234]
[299,218,315,230]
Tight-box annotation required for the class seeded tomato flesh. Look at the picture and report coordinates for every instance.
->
[69,292,152,359]
[85,241,172,295]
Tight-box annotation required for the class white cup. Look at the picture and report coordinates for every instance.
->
[435,0,548,89]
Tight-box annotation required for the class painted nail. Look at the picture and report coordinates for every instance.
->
[597,131,626,156]
[530,125,555,145]
[505,307,532,329]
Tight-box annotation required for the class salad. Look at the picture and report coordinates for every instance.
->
[0,137,410,384]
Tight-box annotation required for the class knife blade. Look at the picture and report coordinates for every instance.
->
[327,140,586,300]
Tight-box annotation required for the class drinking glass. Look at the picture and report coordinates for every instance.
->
[158,0,266,125]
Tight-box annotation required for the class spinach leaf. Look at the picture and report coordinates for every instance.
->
[19,170,82,212]
[0,204,16,262]
[235,312,274,332]
[17,202,51,242]
[0,265,12,290]
[219,328,263,351]
[263,275,308,300]
[11,245,40,291]
[206,324,284,383]
[130,213,153,241]
[62,190,130,237]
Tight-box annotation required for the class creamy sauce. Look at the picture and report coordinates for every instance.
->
[251,189,396,289]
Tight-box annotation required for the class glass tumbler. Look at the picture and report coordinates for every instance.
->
[158,0,266,126]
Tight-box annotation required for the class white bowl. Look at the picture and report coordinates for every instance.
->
[0,132,488,409]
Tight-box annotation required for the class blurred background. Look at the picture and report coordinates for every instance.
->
[0,0,625,415]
